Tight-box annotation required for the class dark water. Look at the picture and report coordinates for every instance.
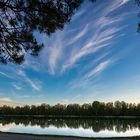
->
[0,118,140,137]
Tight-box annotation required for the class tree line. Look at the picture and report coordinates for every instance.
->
[0,101,140,116]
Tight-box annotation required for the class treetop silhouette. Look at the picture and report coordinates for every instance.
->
[0,0,87,64]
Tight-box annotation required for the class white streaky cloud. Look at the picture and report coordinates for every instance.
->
[121,0,130,6]
[95,16,122,28]
[102,0,127,15]
[82,27,123,51]
[38,0,129,75]
[15,0,131,79]
[60,0,128,73]
[0,0,134,95]
[94,0,129,22]
[97,28,121,41]
[0,98,13,103]
[12,83,23,91]
[23,57,43,72]
[49,46,61,74]
[66,24,89,46]
[26,78,42,91]
[68,45,100,64]
[107,1,122,13]
[85,59,112,79]
[68,73,100,90]
[28,80,41,91]
[18,69,26,77]
[69,59,113,90]
[77,51,110,76]
[48,34,63,75]
[0,71,12,79]
[62,43,107,72]
[17,70,42,91]
[72,9,86,21]
[62,25,121,72]
[15,95,30,99]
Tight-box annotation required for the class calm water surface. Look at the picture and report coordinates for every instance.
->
[0,118,140,137]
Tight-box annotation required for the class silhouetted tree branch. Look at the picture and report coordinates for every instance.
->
[0,0,139,64]
[0,0,85,64]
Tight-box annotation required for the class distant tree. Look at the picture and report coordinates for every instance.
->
[21,105,30,115]
[105,102,114,116]
[136,103,140,116]
[114,101,122,116]
[81,103,92,116]
[92,101,104,115]
[120,101,128,115]
[128,103,137,116]
[66,104,81,115]
[30,105,37,115]
[51,104,66,115]
[14,106,21,115]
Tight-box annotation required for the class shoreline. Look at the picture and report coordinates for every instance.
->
[0,132,140,140]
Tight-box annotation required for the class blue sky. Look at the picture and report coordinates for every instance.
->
[0,0,140,106]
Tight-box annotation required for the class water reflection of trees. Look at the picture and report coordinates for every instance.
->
[0,119,140,133]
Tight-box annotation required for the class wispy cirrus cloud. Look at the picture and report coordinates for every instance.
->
[68,58,113,90]
[121,0,130,6]
[0,71,13,79]
[17,70,42,91]
[61,1,130,73]
[62,26,121,72]
[12,83,23,91]
[39,0,130,76]
[47,35,63,74]
[84,59,112,80]
[0,0,133,99]
[66,24,89,46]
[14,0,130,97]
[0,64,43,92]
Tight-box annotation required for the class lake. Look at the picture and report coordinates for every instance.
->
[0,118,140,138]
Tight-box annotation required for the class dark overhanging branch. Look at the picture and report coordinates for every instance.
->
[0,0,140,64]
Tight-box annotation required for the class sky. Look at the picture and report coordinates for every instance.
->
[0,0,140,106]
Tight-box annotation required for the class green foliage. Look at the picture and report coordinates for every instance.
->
[0,101,140,116]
